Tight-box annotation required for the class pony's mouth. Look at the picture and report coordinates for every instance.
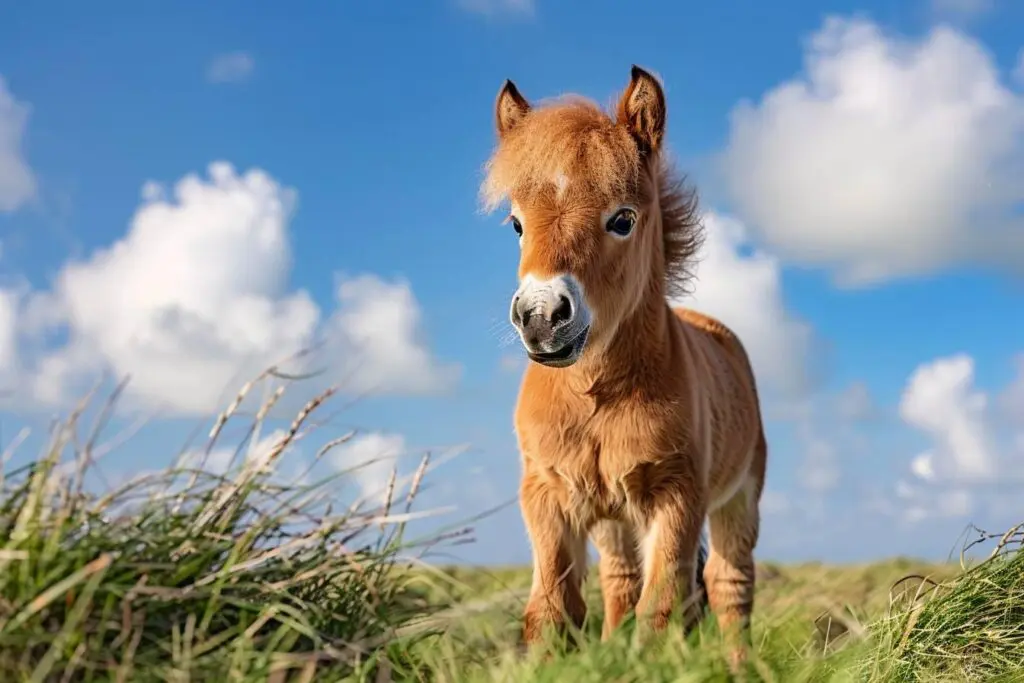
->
[527,326,590,368]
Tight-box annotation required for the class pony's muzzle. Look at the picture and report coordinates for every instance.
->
[510,274,591,368]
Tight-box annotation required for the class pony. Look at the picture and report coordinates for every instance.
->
[480,65,768,666]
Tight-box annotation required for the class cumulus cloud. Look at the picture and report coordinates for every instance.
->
[322,275,460,395]
[678,211,814,397]
[835,381,877,422]
[720,17,1024,286]
[0,289,17,372]
[456,0,534,17]
[900,354,996,484]
[882,352,1024,525]
[205,52,255,84]
[0,162,459,415]
[0,75,35,212]
[330,432,406,503]
[894,479,973,525]
[180,428,290,476]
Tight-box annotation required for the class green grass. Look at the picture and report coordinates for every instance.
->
[1,376,1023,681]
[0,379,444,681]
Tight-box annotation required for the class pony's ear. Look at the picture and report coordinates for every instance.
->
[616,65,667,155]
[496,79,531,138]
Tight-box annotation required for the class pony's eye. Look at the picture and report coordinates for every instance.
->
[605,208,637,237]
[510,216,523,237]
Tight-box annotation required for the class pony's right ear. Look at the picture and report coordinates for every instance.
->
[496,79,531,138]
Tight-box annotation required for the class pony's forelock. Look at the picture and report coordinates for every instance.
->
[480,94,703,296]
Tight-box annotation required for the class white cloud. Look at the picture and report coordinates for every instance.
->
[330,432,406,502]
[206,52,255,84]
[180,428,289,475]
[679,211,814,397]
[910,453,937,482]
[871,352,1024,525]
[720,17,1024,286]
[0,75,36,212]
[0,289,17,372]
[0,162,459,415]
[835,381,877,421]
[900,354,996,483]
[893,478,973,525]
[322,275,460,395]
[456,0,534,17]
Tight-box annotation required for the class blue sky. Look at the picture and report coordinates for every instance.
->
[1,0,1023,565]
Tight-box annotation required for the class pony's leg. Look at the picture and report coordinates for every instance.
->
[520,473,588,645]
[590,519,642,640]
[635,491,707,635]
[705,472,762,669]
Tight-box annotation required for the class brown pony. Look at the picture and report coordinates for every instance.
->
[481,66,767,665]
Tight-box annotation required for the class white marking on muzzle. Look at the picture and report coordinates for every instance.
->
[510,273,591,351]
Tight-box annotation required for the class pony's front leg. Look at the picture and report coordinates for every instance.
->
[635,492,707,635]
[591,519,642,640]
[520,473,588,645]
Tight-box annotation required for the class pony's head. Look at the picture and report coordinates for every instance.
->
[481,66,701,369]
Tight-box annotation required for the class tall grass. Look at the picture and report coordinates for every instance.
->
[0,375,456,682]
[862,523,1024,682]
[1,372,1022,682]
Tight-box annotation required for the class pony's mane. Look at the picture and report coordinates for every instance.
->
[656,161,703,298]
[481,95,703,298]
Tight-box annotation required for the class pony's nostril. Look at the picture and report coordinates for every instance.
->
[511,296,523,326]
[551,295,572,327]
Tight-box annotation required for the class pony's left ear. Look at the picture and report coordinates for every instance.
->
[616,65,667,155]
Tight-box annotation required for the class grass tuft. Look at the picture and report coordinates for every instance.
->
[0,376,450,682]
[863,523,1024,682]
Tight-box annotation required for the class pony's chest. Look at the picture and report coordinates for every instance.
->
[519,408,672,522]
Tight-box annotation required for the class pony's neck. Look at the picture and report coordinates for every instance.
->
[579,278,672,387]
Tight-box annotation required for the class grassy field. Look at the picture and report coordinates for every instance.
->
[402,555,1018,682]
[1,380,1022,682]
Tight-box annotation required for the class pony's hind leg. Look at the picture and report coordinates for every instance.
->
[705,470,762,668]
[590,519,642,640]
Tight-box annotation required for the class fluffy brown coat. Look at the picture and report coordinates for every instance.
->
[483,66,767,667]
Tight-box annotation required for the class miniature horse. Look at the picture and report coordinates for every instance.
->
[481,65,767,666]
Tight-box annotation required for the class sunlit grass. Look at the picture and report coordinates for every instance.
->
[0,372,1022,681]
[0,375,451,681]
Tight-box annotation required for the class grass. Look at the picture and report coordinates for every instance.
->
[1,374,1022,681]
[0,377,449,681]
